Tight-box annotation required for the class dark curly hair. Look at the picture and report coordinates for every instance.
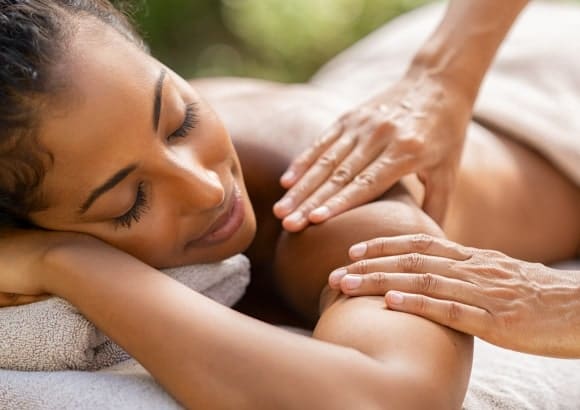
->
[0,0,144,228]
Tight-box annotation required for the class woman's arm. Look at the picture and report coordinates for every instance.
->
[44,234,469,410]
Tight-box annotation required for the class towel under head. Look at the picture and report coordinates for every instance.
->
[0,254,250,371]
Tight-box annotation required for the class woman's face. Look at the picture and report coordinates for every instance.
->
[29,19,256,268]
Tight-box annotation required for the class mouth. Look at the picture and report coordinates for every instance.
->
[185,183,245,249]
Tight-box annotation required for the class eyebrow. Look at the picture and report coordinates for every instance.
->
[79,164,138,215]
[153,68,167,132]
[77,69,167,216]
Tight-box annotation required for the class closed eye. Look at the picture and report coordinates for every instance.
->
[112,181,149,230]
[168,102,199,141]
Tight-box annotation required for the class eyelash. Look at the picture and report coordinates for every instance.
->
[113,182,148,230]
[111,103,197,230]
[168,102,199,140]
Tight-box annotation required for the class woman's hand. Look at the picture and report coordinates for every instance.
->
[0,229,87,307]
[273,72,471,232]
[328,234,580,358]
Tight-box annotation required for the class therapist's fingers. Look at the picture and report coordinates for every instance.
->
[274,131,356,222]
[338,271,482,303]
[306,144,390,224]
[385,291,492,337]
[308,149,414,224]
[285,140,388,230]
[350,253,460,276]
[349,234,473,262]
[279,123,343,189]
[329,252,464,290]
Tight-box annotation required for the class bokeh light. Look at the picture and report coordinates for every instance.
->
[131,0,432,82]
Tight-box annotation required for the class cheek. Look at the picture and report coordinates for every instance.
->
[88,206,185,267]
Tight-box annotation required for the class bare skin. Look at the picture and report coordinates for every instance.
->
[0,18,472,409]
[193,78,579,306]
[0,10,578,410]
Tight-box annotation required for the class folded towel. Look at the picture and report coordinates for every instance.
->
[0,254,250,372]
[464,337,580,410]
[311,2,580,186]
[0,359,181,410]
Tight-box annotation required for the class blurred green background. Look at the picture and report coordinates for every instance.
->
[128,0,432,83]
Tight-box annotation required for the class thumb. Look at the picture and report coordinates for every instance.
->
[421,168,453,226]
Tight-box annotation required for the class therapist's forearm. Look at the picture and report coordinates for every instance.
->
[409,0,529,102]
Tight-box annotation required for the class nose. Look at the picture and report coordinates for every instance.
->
[163,158,226,213]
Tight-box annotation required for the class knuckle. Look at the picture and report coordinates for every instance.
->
[416,296,428,313]
[479,249,501,260]
[373,272,389,288]
[416,273,437,293]
[378,238,388,256]
[312,139,325,151]
[288,182,308,199]
[479,263,507,279]
[366,237,387,256]
[410,234,434,253]
[317,152,338,168]
[398,253,424,272]
[326,195,348,210]
[295,150,314,167]
[330,166,353,186]
[354,172,377,187]
[353,259,369,275]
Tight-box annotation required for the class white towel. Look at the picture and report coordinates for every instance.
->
[464,337,580,410]
[311,1,580,186]
[0,254,250,372]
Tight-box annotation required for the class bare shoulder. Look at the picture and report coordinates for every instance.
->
[191,77,351,164]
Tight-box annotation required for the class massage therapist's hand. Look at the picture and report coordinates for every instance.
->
[0,229,90,307]
[329,235,580,358]
[274,72,471,232]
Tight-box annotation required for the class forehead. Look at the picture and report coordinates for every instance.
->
[37,19,159,211]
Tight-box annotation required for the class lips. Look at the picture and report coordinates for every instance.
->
[185,183,245,248]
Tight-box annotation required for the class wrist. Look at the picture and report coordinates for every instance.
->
[407,42,479,108]
[41,234,109,296]
[540,265,580,357]
[399,61,474,124]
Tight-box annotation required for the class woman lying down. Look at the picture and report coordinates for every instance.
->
[0,1,578,409]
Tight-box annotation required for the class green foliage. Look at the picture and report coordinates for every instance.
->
[132,0,432,82]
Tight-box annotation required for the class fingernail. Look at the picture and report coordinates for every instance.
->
[275,198,293,213]
[311,206,330,220]
[343,275,362,290]
[286,212,304,225]
[349,243,367,258]
[281,171,296,184]
[387,291,404,305]
[329,268,347,286]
